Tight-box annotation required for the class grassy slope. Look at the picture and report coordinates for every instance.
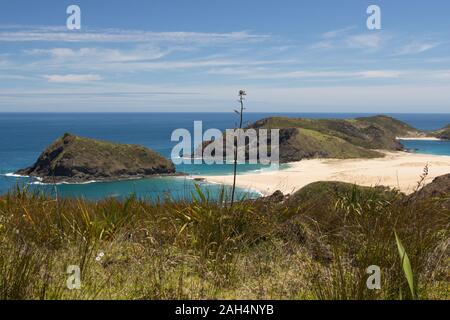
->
[56,134,171,169]
[286,180,399,207]
[0,180,448,300]
[253,115,416,148]
[290,128,382,159]
[355,115,419,136]
[245,115,422,162]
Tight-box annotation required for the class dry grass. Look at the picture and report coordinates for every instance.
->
[0,182,448,300]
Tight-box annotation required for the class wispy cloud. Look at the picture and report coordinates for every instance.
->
[208,67,450,84]
[43,74,103,83]
[26,47,170,63]
[433,70,450,79]
[393,41,440,56]
[22,49,293,73]
[0,25,269,45]
[208,68,402,80]
[322,26,356,39]
[0,23,449,112]
[310,28,387,51]
[345,33,385,50]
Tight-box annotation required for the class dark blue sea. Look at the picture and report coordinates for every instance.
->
[0,113,449,201]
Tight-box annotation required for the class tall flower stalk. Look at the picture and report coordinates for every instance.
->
[230,90,246,207]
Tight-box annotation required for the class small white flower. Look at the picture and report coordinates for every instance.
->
[95,256,101,262]
[98,252,105,257]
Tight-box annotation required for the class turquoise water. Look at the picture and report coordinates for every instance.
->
[401,140,450,156]
[17,177,255,202]
[0,113,449,201]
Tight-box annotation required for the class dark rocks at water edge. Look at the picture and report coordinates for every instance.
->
[16,133,177,183]
[434,125,450,140]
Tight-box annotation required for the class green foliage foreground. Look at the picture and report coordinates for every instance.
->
[0,182,448,300]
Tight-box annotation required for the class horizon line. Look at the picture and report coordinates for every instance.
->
[1,111,450,115]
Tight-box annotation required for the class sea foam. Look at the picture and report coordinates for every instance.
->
[2,173,29,178]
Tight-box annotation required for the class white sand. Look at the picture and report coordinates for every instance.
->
[194,151,450,196]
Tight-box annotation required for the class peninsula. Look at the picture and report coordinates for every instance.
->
[197,115,432,163]
[195,115,450,195]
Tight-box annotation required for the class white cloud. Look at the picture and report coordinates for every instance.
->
[0,26,269,44]
[433,70,450,79]
[309,41,334,50]
[208,68,402,80]
[1,24,449,112]
[209,67,450,83]
[22,49,292,73]
[43,74,103,83]
[394,41,440,55]
[358,70,401,79]
[345,33,385,50]
[309,29,388,51]
[26,47,169,62]
[322,26,356,39]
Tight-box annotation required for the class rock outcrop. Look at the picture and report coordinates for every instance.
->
[16,133,176,183]
[406,173,450,207]
[434,125,450,140]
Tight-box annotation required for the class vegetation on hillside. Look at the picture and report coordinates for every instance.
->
[250,114,416,151]
[199,115,428,163]
[434,125,450,140]
[0,175,448,300]
[16,133,176,183]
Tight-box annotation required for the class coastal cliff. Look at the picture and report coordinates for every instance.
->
[16,133,176,183]
[434,125,450,140]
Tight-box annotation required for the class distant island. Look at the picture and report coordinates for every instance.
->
[16,133,177,183]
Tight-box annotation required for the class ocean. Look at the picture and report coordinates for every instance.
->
[0,112,449,200]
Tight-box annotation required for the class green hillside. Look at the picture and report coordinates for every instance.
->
[16,133,176,183]
[245,115,421,162]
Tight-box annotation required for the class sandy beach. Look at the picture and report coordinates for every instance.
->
[195,151,450,196]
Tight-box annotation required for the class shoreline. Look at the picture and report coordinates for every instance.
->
[397,137,443,141]
[194,151,450,196]
[2,172,187,185]
[1,172,264,197]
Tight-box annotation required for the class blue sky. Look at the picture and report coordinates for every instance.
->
[0,0,449,112]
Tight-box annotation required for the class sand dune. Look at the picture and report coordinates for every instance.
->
[195,152,450,196]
